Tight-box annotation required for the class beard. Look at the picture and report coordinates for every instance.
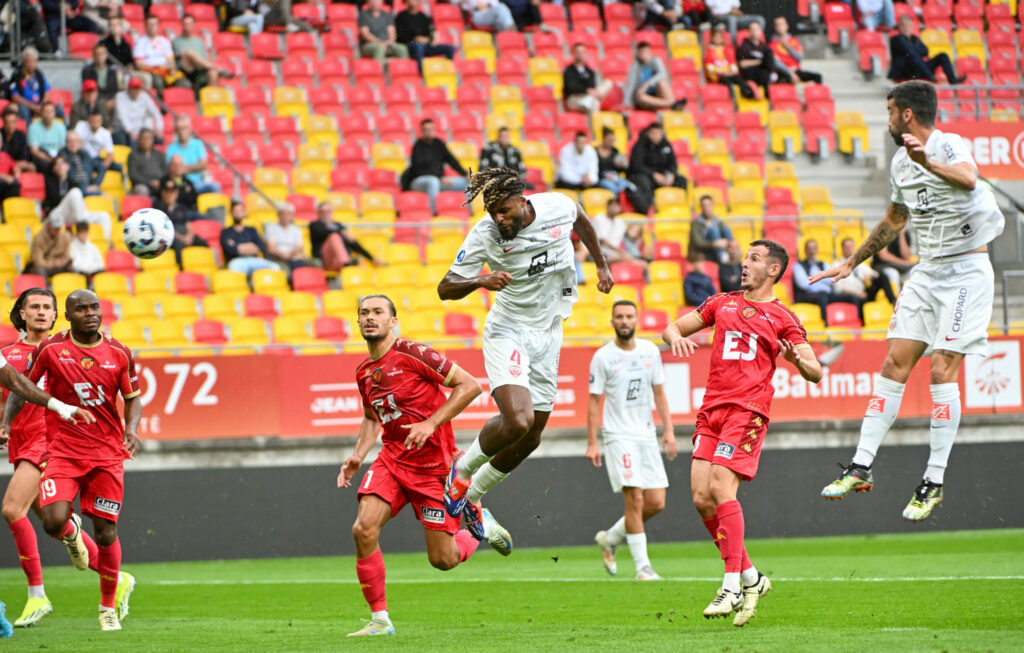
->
[616,326,635,341]
[360,327,387,342]
[890,123,906,147]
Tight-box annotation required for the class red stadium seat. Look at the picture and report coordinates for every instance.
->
[456,59,490,88]
[148,4,180,21]
[538,4,569,33]
[175,272,210,298]
[353,59,386,87]
[444,312,479,338]
[697,111,732,145]
[638,309,670,333]
[68,32,99,59]
[532,30,565,59]
[258,143,294,168]
[496,32,529,59]
[121,195,152,219]
[396,191,431,217]
[568,3,602,33]
[523,86,558,117]
[610,262,646,291]
[12,274,47,296]
[769,83,802,114]
[105,250,139,277]
[653,240,685,263]
[605,3,637,33]
[419,86,452,115]
[366,168,400,193]
[236,86,271,116]
[213,32,247,58]
[436,191,470,218]
[699,84,734,114]
[826,302,861,328]
[856,30,887,76]
[285,32,319,59]
[823,2,855,47]
[193,320,229,345]
[17,172,44,202]
[292,267,329,295]
[803,84,835,120]
[388,58,421,87]
[803,109,836,156]
[290,2,324,27]
[921,3,952,33]
[244,294,279,321]
[313,316,350,342]
[250,33,285,59]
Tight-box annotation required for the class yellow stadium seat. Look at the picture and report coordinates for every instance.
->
[662,110,697,145]
[273,86,309,121]
[446,142,478,174]
[159,294,200,323]
[227,316,270,346]
[359,191,397,221]
[112,144,131,168]
[371,142,407,175]
[836,111,870,155]
[423,58,458,99]
[490,85,524,120]
[99,170,125,201]
[292,168,329,200]
[51,272,87,296]
[581,188,615,217]
[201,293,240,321]
[649,261,682,284]
[84,195,114,216]
[133,270,171,296]
[92,271,130,297]
[200,86,235,124]
[426,241,458,265]
[110,320,148,348]
[2,198,37,222]
[197,192,230,218]
[800,186,835,216]
[521,140,554,183]
[863,300,892,330]
[251,168,290,197]
[277,293,319,323]
[799,227,836,261]
[462,30,496,72]
[953,29,985,67]
[377,266,419,289]
[177,247,214,276]
[765,161,800,197]
[297,143,333,175]
[381,243,422,266]
[118,296,158,322]
[920,29,953,61]
[990,108,1020,122]
[735,89,770,123]
[689,186,725,213]
[149,320,190,347]
[791,302,826,332]
[696,138,731,179]
[668,29,702,66]
[642,282,682,311]
[651,220,689,244]
[252,268,289,294]
[322,288,363,317]
[340,265,377,290]
[528,57,562,98]
[654,186,688,211]
[304,114,340,149]
[211,269,250,295]
[769,111,803,157]
[728,187,763,217]
[272,315,311,344]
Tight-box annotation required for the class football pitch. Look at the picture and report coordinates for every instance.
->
[1,529,1021,652]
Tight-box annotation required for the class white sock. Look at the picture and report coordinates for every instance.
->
[28,584,46,599]
[740,566,759,587]
[371,610,390,624]
[458,438,492,480]
[925,383,959,485]
[465,462,508,504]
[605,517,627,547]
[852,376,905,467]
[626,533,650,571]
[723,572,741,594]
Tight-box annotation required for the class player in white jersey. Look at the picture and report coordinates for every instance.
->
[813,81,1005,521]
[437,167,614,537]
[587,300,676,580]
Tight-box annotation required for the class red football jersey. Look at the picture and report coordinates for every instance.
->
[695,291,810,417]
[356,338,457,473]
[29,332,140,463]
[1,339,48,441]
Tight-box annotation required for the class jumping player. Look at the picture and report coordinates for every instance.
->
[663,240,823,626]
[588,300,676,581]
[815,81,1004,521]
[438,167,614,536]
[339,295,513,637]
[2,290,141,631]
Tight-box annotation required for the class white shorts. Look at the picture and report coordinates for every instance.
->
[482,318,563,412]
[888,252,993,357]
[603,436,669,493]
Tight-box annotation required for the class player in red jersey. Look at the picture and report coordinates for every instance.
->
[663,240,823,627]
[338,295,513,637]
[2,290,141,631]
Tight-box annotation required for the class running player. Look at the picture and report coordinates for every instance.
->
[588,300,675,580]
[3,290,141,631]
[663,240,823,626]
[437,167,614,536]
[339,295,513,637]
[814,81,1004,521]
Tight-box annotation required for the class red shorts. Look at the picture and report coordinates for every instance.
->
[692,406,769,481]
[356,456,460,534]
[8,430,47,469]
[39,458,125,523]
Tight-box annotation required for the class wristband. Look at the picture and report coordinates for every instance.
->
[47,397,77,421]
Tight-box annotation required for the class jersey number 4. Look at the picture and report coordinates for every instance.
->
[371,393,403,424]
[722,331,758,361]
[73,382,107,408]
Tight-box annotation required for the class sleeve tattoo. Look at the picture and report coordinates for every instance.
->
[853,203,908,265]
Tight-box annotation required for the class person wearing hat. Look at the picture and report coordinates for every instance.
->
[27,212,72,277]
[153,177,208,264]
[627,122,688,215]
[114,76,162,146]
[69,79,113,131]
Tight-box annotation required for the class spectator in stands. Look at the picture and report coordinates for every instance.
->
[27,101,66,172]
[227,0,265,35]
[99,15,134,69]
[0,147,21,205]
[221,200,280,277]
[133,14,183,91]
[889,15,965,84]
[627,122,686,215]
[165,155,200,211]
[682,0,711,27]
[311,201,382,272]
[563,43,613,116]
[770,16,823,85]
[41,0,96,54]
[857,0,895,31]
[556,131,599,191]
[623,223,654,263]
[689,195,733,264]
[60,131,104,196]
[45,147,111,239]
[70,80,113,132]
[684,251,716,306]
[737,22,776,99]
[479,126,527,183]
[704,23,754,98]
[642,0,687,31]
[266,203,317,271]
[165,115,219,194]
[592,198,649,272]
[706,0,765,40]
[9,47,56,122]
[460,0,516,33]
[503,0,542,31]
[80,0,117,35]
[834,236,895,306]
[395,0,456,73]
[27,213,72,277]
[624,42,686,112]
[70,222,104,278]
[2,107,35,174]
[359,0,410,63]
[74,110,121,177]
[82,44,119,111]
[154,177,208,263]
[115,76,163,146]
[793,238,864,321]
[401,118,467,214]
[595,127,634,196]
[872,228,914,292]
[718,239,743,292]
[127,127,166,196]
[174,14,233,90]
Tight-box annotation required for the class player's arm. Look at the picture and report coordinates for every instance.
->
[401,364,482,450]
[663,311,703,358]
[585,393,602,467]
[338,407,383,488]
[122,394,142,458]
[652,383,677,460]
[809,202,909,284]
[572,202,614,294]
[0,364,95,426]
[437,269,512,300]
[902,133,977,191]
[779,339,822,383]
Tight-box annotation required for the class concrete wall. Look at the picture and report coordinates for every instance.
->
[1,441,1021,567]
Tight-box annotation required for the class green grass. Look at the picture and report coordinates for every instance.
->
[2,529,1023,652]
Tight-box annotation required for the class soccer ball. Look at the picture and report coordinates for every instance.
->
[124,208,175,259]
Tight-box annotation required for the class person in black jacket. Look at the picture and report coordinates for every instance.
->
[563,43,613,115]
[81,43,120,109]
[1,107,34,173]
[888,16,965,84]
[221,201,280,276]
[310,201,382,272]
[152,177,208,264]
[99,15,134,69]
[395,0,456,73]
[736,22,775,99]
[627,123,687,215]
[479,127,528,183]
[401,118,468,214]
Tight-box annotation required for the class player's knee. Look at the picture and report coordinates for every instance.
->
[351,520,379,546]
[1,496,25,523]
[692,490,714,516]
[644,496,666,517]
[880,354,913,383]
[428,551,458,571]
[518,426,543,453]
[502,410,534,438]
[94,523,117,547]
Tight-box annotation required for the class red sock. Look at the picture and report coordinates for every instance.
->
[715,500,746,574]
[9,517,43,586]
[98,539,121,610]
[59,519,76,539]
[454,529,480,563]
[701,515,721,551]
[82,528,100,572]
[355,549,387,612]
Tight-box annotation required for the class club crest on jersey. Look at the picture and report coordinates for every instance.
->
[80,357,95,370]
[714,442,735,460]
[549,225,562,238]
[509,365,522,377]
[371,369,383,385]
[742,307,757,319]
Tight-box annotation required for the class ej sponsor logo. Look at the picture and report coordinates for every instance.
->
[420,506,445,524]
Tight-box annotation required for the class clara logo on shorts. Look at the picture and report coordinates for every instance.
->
[93,497,122,516]
[714,442,735,460]
[420,506,445,524]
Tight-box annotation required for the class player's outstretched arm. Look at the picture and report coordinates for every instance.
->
[585,393,602,467]
[0,365,95,425]
[338,409,382,488]
[572,202,614,294]
[652,384,677,460]
[437,270,513,301]
[402,364,482,450]
[809,202,909,284]
[122,395,142,458]
[779,339,823,383]
[663,311,703,358]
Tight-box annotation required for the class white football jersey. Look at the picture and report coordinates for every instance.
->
[890,129,1004,261]
[449,192,578,329]
[589,339,665,441]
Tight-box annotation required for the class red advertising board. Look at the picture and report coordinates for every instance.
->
[132,338,1024,441]
[937,120,1024,180]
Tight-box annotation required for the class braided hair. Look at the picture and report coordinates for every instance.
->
[463,167,525,214]
[10,287,57,333]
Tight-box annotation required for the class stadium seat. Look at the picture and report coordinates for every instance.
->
[791,302,826,332]
[313,316,351,342]
[919,29,952,61]
[836,111,869,156]
[953,30,986,67]
[803,109,836,158]
[292,267,328,295]
[272,316,311,344]
[826,302,861,328]
[823,2,855,48]
[193,319,229,346]
[423,58,458,99]
[160,294,200,325]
